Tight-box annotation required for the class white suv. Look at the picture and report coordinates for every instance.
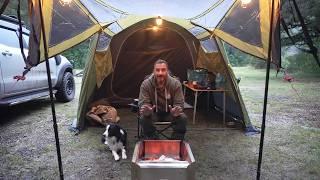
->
[0,15,75,106]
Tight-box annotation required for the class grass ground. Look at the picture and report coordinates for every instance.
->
[233,66,320,179]
[0,67,319,179]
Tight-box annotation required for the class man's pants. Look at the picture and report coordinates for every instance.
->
[140,112,187,140]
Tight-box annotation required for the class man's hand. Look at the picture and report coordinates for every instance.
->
[169,105,183,117]
[140,104,155,117]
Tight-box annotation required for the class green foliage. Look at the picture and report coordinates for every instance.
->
[3,0,29,27]
[223,42,252,66]
[2,0,91,69]
[223,42,267,69]
[250,59,267,69]
[61,40,91,69]
[282,52,320,73]
[282,0,320,33]
[282,39,320,75]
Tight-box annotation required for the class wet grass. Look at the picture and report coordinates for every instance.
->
[1,70,319,179]
[233,66,320,179]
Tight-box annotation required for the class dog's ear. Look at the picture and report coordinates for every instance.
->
[103,125,110,137]
[120,129,127,146]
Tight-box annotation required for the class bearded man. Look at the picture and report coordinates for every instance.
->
[138,59,187,140]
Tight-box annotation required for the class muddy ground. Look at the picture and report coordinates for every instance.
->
[0,67,319,180]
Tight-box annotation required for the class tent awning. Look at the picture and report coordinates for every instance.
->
[26,0,280,68]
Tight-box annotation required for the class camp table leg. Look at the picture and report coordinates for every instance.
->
[206,92,210,114]
[223,91,226,126]
[193,91,198,124]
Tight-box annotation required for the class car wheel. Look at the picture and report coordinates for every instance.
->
[55,72,75,102]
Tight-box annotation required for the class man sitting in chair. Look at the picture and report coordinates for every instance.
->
[138,59,187,140]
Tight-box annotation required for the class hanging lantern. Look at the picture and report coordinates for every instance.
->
[155,16,163,26]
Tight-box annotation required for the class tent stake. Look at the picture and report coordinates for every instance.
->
[257,0,276,179]
[38,0,64,179]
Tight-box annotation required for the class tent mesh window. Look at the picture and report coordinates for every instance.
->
[79,0,122,23]
[189,26,206,37]
[49,0,94,46]
[190,0,235,29]
[108,22,123,34]
[217,0,262,47]
[200,38,219,53]
[97,32,111,51]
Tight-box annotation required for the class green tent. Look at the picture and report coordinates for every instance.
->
[25,0,280,130]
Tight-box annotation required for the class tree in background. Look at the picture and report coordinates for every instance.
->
[61,39,91,69]
[224,0,320,74]
[2,0,28,26]
[281,0,320,71]
[281,0,320,44]
[223,42,266,69]
[284,53,320,73]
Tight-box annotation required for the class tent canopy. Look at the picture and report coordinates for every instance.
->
[26,0,280,68]
[24,0,280,129]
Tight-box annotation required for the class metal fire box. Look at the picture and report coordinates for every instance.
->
[131,140,195,180]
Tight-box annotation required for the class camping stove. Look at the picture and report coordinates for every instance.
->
[131,140,195,180]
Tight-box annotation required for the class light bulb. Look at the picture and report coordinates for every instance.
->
[152,26,159,31]
[155,16,162,26]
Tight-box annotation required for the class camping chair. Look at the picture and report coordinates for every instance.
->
[129,99,172,140]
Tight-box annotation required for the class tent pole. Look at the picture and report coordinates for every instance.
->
[257,0,276,179]
[38,0,64,179]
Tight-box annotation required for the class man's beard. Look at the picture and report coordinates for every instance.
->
[156,75,166,87]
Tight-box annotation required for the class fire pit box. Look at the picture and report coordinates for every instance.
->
[131,140,195,180]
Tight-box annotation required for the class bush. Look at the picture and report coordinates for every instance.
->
[282,52,320,73]
[224,43,252,67]
[250,59,266,69]
[224,42,268,68]
[62,40,91,69]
